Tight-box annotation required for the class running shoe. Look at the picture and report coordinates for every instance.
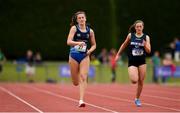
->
[135,99,142,107]
[79,100,86,107]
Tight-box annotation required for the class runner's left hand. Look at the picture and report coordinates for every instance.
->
[86,50,91,56]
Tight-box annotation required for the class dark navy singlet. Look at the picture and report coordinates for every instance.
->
[69,25,90,63]
[70,25,90,54]
[128,33,146,62]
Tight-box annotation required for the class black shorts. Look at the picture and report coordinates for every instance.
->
[128,60,146,67]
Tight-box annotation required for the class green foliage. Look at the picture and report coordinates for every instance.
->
[116,0,180,52]
[0,0,180,59]
[0,0,111,60]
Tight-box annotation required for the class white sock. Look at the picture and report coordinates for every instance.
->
[79,100,84,103]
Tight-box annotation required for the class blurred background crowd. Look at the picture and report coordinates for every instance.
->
[0,0,180,84]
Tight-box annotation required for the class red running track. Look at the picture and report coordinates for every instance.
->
[0,83,180,112]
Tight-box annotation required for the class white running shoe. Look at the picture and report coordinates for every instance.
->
[79,100,86,107]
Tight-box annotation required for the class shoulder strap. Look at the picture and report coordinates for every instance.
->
[143,33,147,41]
[86,25,90,33]
[75,25,80,32]
[130,33,135,41]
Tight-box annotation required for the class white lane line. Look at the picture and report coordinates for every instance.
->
[146,90,180,96]
[95,89,180,102]
[41,84,180,112]
[95,85,180,96]
[86,91,180,112]
[119,86,180,96]
[25,85,119,113]
[0,86,43,113]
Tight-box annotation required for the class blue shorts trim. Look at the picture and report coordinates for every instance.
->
[70,52,87,64]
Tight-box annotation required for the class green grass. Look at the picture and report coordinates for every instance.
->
[0,60,180,84]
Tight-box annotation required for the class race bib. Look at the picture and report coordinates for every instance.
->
[74,44,87,52]
[132,49,144,56]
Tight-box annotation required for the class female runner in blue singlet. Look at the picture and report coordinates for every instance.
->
[67,11,96,107]
[115,20,151,107]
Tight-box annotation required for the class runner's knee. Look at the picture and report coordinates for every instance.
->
[130,75,138,84]
[72,81,79,86]
[131,80,138,84]
[80,74,88,81]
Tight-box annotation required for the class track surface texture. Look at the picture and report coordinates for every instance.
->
[0,83,180,113]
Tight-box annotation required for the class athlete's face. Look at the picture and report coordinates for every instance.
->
[76,13,86,25]
[27,50,33,57]
[135,22,144,34]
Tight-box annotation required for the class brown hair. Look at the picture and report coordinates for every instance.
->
[70,11,86,26]
[128,20,144,33]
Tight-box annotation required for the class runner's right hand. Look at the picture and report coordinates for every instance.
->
[78,41,85,46]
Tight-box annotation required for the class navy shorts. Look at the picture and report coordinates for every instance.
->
[70,52,87,64]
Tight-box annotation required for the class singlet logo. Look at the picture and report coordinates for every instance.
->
[135,38,142,40]
[86,34,89,39]
[77,33,81,37]
[131,42,144,46]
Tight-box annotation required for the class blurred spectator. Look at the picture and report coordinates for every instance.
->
[97,48,108,65]
[174,38,180,62]
[0,48,6,74]
[90,54,100,66]
[169,42,175,59]
[90,54,100,82]
[162,53,176,83]
[35,52,42,65]
[25,50,35,82]
[109,48,117,83]
[151,51,161,83]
